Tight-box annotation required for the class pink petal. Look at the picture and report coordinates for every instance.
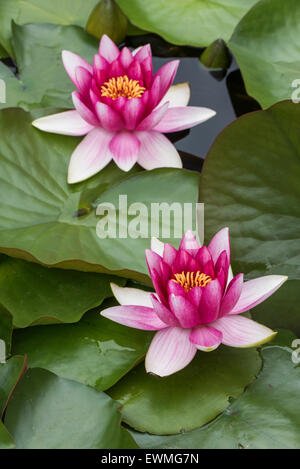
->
[214,251,229,276]
[136,102,169,131]
[198,278,222,324]
[109,131,140,171]
[127,59,143,82]
[188,286,202,308]
[110,283,153,307]
[195,246,212,268]
[32,110,94,136]
[62,50,92,88]
[172,249,198,274]
[67,128,113,183]
[169,294,200,328]
[145,327,197,377]
[179,230,201,253]
[151,237,164,257]
[208,227,230,266]
[159,83,190,107]
[219,273,243,317]
[190,326,222,351]
[153,106,216,133]
[72,91,99,126]
[229,275,288,315]
[145,249,162,275]
[167,280,186,297]
[147,76,161,110]
[96,102,124,131]
[99,34,120,63]
[119,46,133,69]
[154,60,179,103]
[151,294,179,327]
[75,66,92,96]
[109,59,125,78]
[133,44,152,62]
[163,243,178,266]
[123,98,145,130]
[140,56,153,88]
[135,131,182,170]
[212,315,277,347]
[101,305,167,331]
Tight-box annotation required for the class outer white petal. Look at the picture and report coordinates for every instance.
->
[110,283,153,307]
[153,106,216,133]
[68,128,114,184]
[145,327,197,377]
[229,275,288,315]
[212,315,277,348]
[32,110,94,136]
[135,131,182,170]
[159,82,190,107]
[151,237,164,257]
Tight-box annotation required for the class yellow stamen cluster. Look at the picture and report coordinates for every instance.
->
[101,75,146,100]
[172,271,212,292]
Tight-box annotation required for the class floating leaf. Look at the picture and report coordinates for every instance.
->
[108,347,261,435]
[12,305,152,390]
[116,0,258,47]
[4,368,137,449]
[0,422,14,449]
[229,0,300,108]
[0,355,27,416]
[0,305,13,355]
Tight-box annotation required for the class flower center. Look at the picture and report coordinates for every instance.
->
[172,271,212,292]
[100,75,146,100]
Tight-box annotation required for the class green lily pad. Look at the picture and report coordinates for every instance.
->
[229,0,300,108]
[0,422,14,449]
[0,23,98,110]
[116,0,258,47]
[0,0,99,56]
[131,334,300,449]
[0,305,13,355]
[4,368,137,449]
[0,355,27,415]
[12,305,152,390]
[0,256,125,328]
[199,101,300,333]
[108,346,261,435]
[86,0,128,44]
[0,108,199,282]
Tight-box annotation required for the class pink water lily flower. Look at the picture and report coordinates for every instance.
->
[101,228,287,377]
[32,35,216,183]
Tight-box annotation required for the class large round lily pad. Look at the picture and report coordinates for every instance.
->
[108,346,261,435]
